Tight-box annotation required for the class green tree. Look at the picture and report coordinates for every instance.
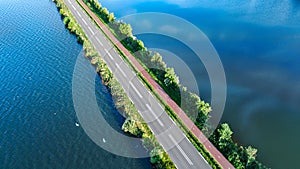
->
[108,13,115,22]
[150,147,176,169]
[97,62,113,84]
[150,53,166,71]
[217,123,233,151]
[63,16,70,25]
[245,146,258,166]
[164,68,179,86]
[119,23,133,37]
[218,123,233,140]
[101,7,109,16]
[122,118,143,137]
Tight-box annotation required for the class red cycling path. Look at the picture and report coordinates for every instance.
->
[77,0,235,168]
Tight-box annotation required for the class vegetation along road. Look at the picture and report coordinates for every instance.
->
[63,0,235,168]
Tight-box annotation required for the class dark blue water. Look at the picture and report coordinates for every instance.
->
[0,0,150,168]
[100,0,300,168]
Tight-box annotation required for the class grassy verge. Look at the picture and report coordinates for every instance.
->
[53,0,176,168]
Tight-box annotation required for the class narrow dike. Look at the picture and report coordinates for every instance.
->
[53,0,268,168]
[52,0,176,168]
[77,1,269,169]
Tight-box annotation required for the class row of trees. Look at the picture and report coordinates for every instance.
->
[82,0,211,132]
[54,0,175,168]
[82,0,268,168]
[83,0,115,23]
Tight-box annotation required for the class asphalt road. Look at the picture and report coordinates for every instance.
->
[64,0,212,168]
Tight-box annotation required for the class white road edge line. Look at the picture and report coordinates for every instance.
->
[115,63,127,78]
[198,152,209,165]
[88,26,95,35]
[104,49,114,60]
[168,134,194,165]
[129,82,143,98]
[128,97,134,104]
[146,104,164,127]
[96,38,103,46]
[68,0,71,3]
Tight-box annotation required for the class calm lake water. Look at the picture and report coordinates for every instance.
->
[0,0,150,168]
[99,0,300,168]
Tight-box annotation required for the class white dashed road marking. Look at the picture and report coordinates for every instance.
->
[146,104,164,127]
[115,63,127,78]
[169,134,193,165]
[130,81,143,98]
[88,26,95,35]
[76,11,81,17]
[96,38,103,46]
[104,49,114,60]
[82,18,87,25]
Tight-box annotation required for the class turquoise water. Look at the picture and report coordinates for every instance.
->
[0,0,150,168]
[99,0,300,168]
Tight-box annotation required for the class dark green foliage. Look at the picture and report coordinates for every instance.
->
[119,23,133,38]
[121,37,146,53]
[209,123,268,169]
[150,147,176,169]
[63,16,70,25]
[180,87,211,129]
[122,118,143,137]
[83,0,115,23]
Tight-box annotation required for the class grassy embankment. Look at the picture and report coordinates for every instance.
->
[80,0,269,168]
[53,0,176,168]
